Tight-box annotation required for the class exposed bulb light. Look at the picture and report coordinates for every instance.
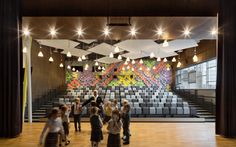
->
[157,57,161,62]
[177,61,182,68]
[102,67,105,70]
[85,64,89,68]
[67,65,71,69]
[147,67,150,71]
[49,56,54,62]
[38,51,44,57]
[139,67,142,70]
[139,59,143,64]
[131,68,134,71]
[78,57,82,62]
[95,61,99,66]
[118,55,122,60]
[124,61,128,65]
[132,59,135,64]
[150,52,155,58]
[23,47,27,53]
[109,52,114,58]
[67,51,72,57]
[167,67,170,71]
[23,28,30,36]
[76,70,79,72]
[163,58,168,62]
[193,55,198,62]
[163,40,169,47]
[126,57,130,62]
[72,67,75,72]
[127,65,130,69]
[82,55,86,60]
[153,66,156,70]
[122,67,125,71]
[59,63,64,68]
[172,57,176,62]
[114,46,120,53]
[98,66,101,70]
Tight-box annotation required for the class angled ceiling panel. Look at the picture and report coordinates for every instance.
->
[95,57,122,64]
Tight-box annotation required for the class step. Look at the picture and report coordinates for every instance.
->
[34,109,46,112]
[198,115,215,118]
[196,112,212,115]
[196,110,208,112]
[32,112,46,115]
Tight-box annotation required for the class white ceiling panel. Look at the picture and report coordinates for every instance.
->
[87,43,123,55]
[159,39,198,53]
[37,39,79,50]
[61,48,91,57]
[121,52,149,59]
[115,40,160,52]
[95,57,122,64]
[78,39,96,44]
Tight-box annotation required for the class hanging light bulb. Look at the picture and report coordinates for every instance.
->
[114,46,120,53]
[153,66,156,70]
[82,55,86,60]
[109,52,114,58]
[172,57,176,62]
[85,64,89,68]
[167,67,170,71]
[38,51,44,57]
[163,58,168,62]
[163,40,169,47]
[150,52,155,58]
[126,57,130,62]
[59,63,64,68]
[49,57,54,62]
[131,68,134,71]
[139,67,142,70]
[147,67,150,71]
[72,67,76,71]
[127,65,130,69]
[78,57,82,62]
[139,59,143,64]
[193,48,198,62]
[76,70,79,72]
[124,61,128,65]
[122,67,125,71]
[131,59,135,64]
[98,66,101,70]
[157,57,161,62]
[193,55,198,62]
[67,65,71,69]
[67,51,72,57]
[102,67,105,70]
[95,61,99,66]
[177,61,182,68]
[23,47,27,53]
[117,55,122,60]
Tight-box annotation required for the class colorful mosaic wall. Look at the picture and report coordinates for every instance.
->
[66,60,172,89]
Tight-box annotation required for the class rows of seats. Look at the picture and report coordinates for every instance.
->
[58,86,197,117]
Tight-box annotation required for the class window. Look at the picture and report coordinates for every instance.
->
[176,59,217,89]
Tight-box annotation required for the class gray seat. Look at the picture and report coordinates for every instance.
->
[156,107,163,114]
[190,107,197,116]
[177,107,183,115]
[163,107,169,115]
[135,107,142,114]
[171,102,177,107]
[183,107,190,115]
[143,107,149,115]
[147,103,153,107]
[131,107,135,114]
[170,107,177,115]
[150,107,156,114]
[158,102,164,107]
[177,102,183,107]
[165,102,171,107]
[153,102,158,107]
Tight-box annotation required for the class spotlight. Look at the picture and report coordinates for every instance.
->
[163,40,169,47]
[183,27,191,37]
[23,28,30,36]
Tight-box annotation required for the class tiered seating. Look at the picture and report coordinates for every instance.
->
[58,86,197,117]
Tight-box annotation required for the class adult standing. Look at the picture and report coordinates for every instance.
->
[71,98,82,132]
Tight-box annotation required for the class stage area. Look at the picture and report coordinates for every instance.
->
[0,123,236,147]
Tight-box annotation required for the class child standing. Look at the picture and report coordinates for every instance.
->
[103,101,112,124]
[40,108,64,147]
[61,105,71,146]
[121,104,131,145]
[112,99,119,110]
[107,109,123,147]
[71,98,83,132]
[90,106,103,147]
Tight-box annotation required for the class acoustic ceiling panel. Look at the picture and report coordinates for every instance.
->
[95,57,122,64]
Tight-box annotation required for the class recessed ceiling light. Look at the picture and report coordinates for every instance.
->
[183,27,191,37]
[156,28,163,36]
[49,27,57,37]
[77,28,84,37]
[130,27,137,36]
[211,28,218,35]
[23,28,30,36]
[103,27,110,36]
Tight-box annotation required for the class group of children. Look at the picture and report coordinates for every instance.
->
[39,97,131,147]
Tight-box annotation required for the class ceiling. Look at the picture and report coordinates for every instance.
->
[23,17,217,40]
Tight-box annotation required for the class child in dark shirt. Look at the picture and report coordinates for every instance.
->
[121,104,131,145]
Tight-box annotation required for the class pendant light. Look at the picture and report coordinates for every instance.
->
[132,59,135,64]
[98,66,101,70]
[82,55,86,60]
[172,57,176,62]
[124,61,128,65]
[72,67,76,71]
[49,48,53,62]
[67,51,72,57]
[157,57,161,62]
[139,59,143,64]
[118,55,122,60]
[163,40,169,47]
[139,67,142,70]
[122,67,125,71]
[114,46,120,53]
[38,44,44,57]
[163,58,168,62]
[127,65,130,69]
[126,57,130,62]
[67,65,71,69]
[150,52,155,58]
[95,61,99,66]
[59,54,63,67]
[177,54,181,68]
[109,52,114,58]
[102,66,105,70]
[131,68,134,71]
[153,66,156,70]
[78,57,82,62]
[147,67,150,71]
[193,47,198,62]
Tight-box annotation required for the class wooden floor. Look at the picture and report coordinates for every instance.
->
[1,123,236,147]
